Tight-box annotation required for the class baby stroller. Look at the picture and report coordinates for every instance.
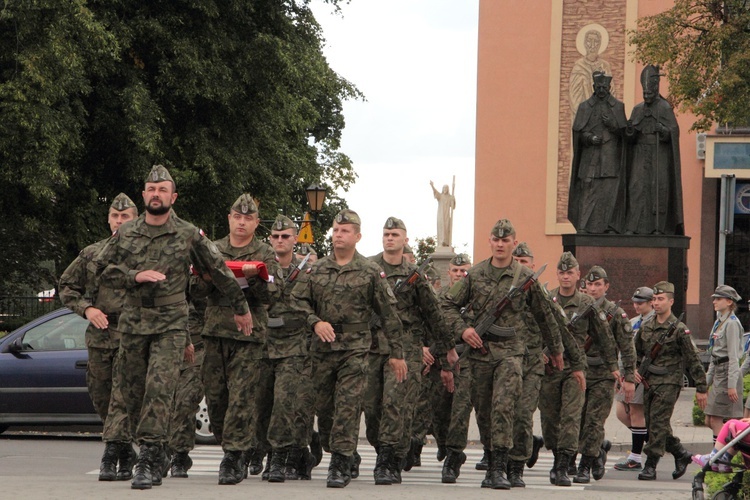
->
[692,424,750,500]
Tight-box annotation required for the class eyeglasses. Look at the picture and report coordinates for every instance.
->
[270,234,293,240]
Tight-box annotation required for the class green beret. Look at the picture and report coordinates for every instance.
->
[513,242,533,258]
[653,281,674,295]
[712,284,741,302]
[426,266,440,282]
[585,265,608,282]
[297,243,317,256]
[230,194,258,215]
[110,193,137,212]
[383,216,407,231]
[403,244,414,255]
[557,251,578,271]
[632,287,654,303]
[146,164,174,185]
[335,209,361,225]
[450,253,471,266]
[491,219,515,238]
[272,214,296,231]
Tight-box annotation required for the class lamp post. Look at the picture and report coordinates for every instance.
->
[305,184,327,214]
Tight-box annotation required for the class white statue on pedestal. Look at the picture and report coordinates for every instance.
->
[430,177,455,248]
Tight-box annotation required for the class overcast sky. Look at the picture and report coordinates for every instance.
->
[310,0,479,257]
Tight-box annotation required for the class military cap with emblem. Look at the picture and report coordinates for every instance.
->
[557,251,578,271]
[272,214,295,231]
[712,284,742,302]
[653,281,674,295]
[383,216,407,231]
[585,265,608,282]
[512,242,533,258]
[145,164,175,185]
[298,243,317,256]
[335,208,361,225]
[110,193,137,212]
[450,253,471,266]
[632,286,654,303]
[230,193,258,215]
[491,219,515,238]
[403,244,414,255]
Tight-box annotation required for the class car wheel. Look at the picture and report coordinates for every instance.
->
[195,396,216,445]
[683,373,691,388]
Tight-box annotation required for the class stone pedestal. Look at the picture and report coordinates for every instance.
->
[562,234,690,318]
[430,246,456,290]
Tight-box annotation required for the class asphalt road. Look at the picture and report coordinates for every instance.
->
[0,434,704,499]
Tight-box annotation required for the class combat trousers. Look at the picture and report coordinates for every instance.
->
[445,358,473,452]
[539,366,585,454]
[168,347,204,452]
[643,383,682,458]
[264,355,312,449]
[102,340,134,443]
[118,331,185,444]
[413,369,439,443]
[313,349,368,456]
[201,336,263,452]
[364,352,410,449]
[471,354,523,450]
[509,351,544,461]
[579,374,615,456]
[86,346,118,422]
[396,349,423,457]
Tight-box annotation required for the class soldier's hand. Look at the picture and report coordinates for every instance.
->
[389,358,408,383]
[135,270,167,283]
[696,391,708,410]
[622,381,635,403]
[422,346,435,366]
[461,327,483,349]
[441,370,455,393]
[572,370,586,391]
[611,369,621,381]
[242,263,259,278]
[184,344,195,364]
[314,321,336,342]
[729,388,739,403]
[634,371,643,384]
[234,312,253,336]
[446,348,459,369]
[549,352,564,371]
[84,307,109,330]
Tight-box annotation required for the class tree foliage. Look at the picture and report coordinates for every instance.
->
[629,0,750,131]
[0,0,360,295]
[413,235,437,265]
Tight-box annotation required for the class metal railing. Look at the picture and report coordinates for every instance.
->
[0,296,63,332]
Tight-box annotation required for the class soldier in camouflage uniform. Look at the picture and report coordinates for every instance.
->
[540,252,609,487]
[635,281,707,481]
[442,219,565,489]
[59,193,139,482]
[94,166,252,490]
[193,193,281,485]
[167,292,207,478]
[575,265,636,483]
[254,215,315,482]
[365,217,458,485]
[291,209,406,489]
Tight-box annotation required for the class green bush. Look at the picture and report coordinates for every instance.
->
[698,453,750,498]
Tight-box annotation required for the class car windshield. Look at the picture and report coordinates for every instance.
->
[22,313,88,351]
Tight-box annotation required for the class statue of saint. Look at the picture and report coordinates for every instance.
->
[624,65,684,235]
[568,71,628,234]
[569,25,615,121]
[430,178,455,247]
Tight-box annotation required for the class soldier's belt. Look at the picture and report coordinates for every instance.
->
[647,364,669,375]
[712,355,730,365]
[193,342,204,351]
[586,356,605,366]
[267,317,305,330]
[483,325,516,342]
[126,292,186,308]
[331,322,369,334]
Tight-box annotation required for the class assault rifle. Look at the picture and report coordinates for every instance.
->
[286,253,311,283]
[582,299,620,353]
[544,296,604,374]
[369,257,433,332]
[636,312,685,389]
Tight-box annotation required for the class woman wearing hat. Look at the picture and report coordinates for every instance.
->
[704,285,745,438]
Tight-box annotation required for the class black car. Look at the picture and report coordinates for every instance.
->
[0,308,214,443]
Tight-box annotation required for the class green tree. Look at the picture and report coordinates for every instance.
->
[413,235,436,265]
[0,0,359,295]
[629,0,750,131]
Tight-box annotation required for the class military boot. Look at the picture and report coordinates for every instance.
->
[246,448,264,475]
[326,452,351,488]
[261,451,273,480]
[351,450,362,479]
[131,444,156,490]
[441,449,466,483]
[567,452,578,476]
[671,444,693,480]
[268,447,288,483]
[475,447,490,470]
[116,442,137,481]
[98,442,119,481]
[284,447,302,480]
[436,444,447,462]
[298,447,314,480]
[218,450,244,485]
[638,455,659,481]
[507,460,526,488]
[549,451,558,485]
[151,445,170,487]
[527,435,544,468]
[481,453,493,488]
[573,454,593,484]
[403,438,420,471]
[593,439,611,480]
[555,451,572,487]
[412,440,423,467]
[391,453,403,484]
[486,449,511,490]
[374,446,393,485]
[310,431,323,466]
[170,451,192,478]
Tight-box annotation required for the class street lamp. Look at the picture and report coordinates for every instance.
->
[305,184,327,214]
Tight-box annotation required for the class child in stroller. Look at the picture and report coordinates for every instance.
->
[691,418,750,500]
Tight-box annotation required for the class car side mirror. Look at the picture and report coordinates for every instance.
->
[8,338,23,354]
